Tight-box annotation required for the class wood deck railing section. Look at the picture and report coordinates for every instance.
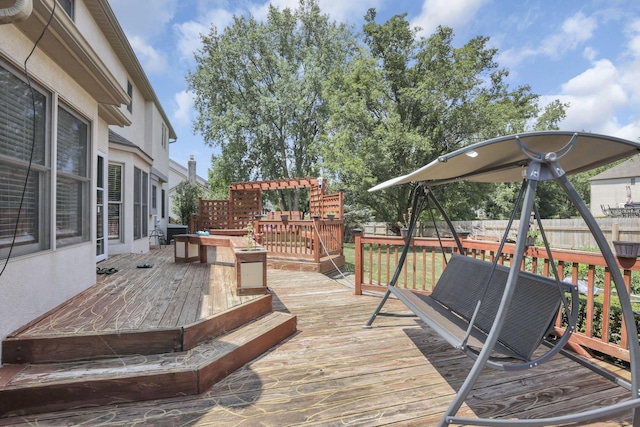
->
[353,230,640,364]
[255,219,343,263]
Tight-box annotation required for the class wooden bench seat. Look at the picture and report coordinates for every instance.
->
[174,234,268,295]
[389,254,566,362]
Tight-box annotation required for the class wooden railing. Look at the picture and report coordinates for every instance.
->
[255,219,343,262]
[353,230,640,363]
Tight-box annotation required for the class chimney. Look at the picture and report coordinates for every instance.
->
[188,155,196,184]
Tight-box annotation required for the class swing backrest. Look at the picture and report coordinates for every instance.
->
[430,254,564,360]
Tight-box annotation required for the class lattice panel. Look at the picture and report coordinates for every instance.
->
[321,193,343,218]
[309,182,323,216]
[198,199,230,230]
[231,189,261,228]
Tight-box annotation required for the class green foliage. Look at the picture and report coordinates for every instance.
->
[172,181,202,225]
[188,0,355,211]
[322,10,567,224]
[570,295,640,347]
[342,203,374,243]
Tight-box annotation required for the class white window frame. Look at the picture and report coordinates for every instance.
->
[0,60,51,259]
[96,152,107,261]
[55,103,90,248]
[108,163,123,242]
[133,167,148,240]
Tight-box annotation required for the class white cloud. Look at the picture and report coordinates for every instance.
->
[128,37,168,75]
[539,12,597,58]
[499,11,597,69]
[410,0,487,38]
[174,8,236,64]
[109,0,178,41]
[173,90,195,127]
[544,59,630,135]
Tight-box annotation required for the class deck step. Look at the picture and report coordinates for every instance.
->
[2,294,274,364]
[0,311,296,418]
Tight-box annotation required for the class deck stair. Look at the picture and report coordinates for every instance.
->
[0,248,297,418]
[0,304,296,417]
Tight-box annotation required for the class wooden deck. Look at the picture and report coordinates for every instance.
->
[0,247,636,426]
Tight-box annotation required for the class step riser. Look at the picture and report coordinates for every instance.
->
[198,314,297,391]
[2,295,273,364]
[0,314,296,418]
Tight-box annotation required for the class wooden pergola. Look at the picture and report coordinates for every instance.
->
[191,177,345,273]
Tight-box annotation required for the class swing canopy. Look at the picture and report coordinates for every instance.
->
[369,131,640,190]
[364,130,640,426]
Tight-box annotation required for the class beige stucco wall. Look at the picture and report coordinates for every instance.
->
[0,24,100,356]
[0,1,174,361]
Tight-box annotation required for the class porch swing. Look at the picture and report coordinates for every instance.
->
[364,131,640,426]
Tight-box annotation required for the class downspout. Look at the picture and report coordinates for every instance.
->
[0,0,33,24]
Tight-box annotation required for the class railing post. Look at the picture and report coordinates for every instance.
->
[354,229,363,295]
[314,221,321,264]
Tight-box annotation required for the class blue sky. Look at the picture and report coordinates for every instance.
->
[109,0,640,179]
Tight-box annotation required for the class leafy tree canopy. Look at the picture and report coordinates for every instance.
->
[187,0,355,211]
[188,4,569,223]
[322,10,567,224]
[172,181,203,225]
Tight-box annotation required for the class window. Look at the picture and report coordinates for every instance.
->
[133,168,148,239]
[151,184,157,210]
[0,62,51,259]
[126,81,133,113]
[161,123,167,149]
[56,105,90,247]
[57,0,74,19]
[108,164,123,241]
[161,189,166,218]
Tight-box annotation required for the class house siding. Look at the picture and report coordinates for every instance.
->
[0,0,175,361]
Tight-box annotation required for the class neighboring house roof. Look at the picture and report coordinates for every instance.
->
[169,158,209,190]
[590,155,640,181]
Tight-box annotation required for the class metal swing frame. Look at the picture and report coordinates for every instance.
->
[364,132,640,426]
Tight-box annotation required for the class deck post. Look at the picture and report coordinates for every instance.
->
[313,221,321,264]
[354,229,363,295]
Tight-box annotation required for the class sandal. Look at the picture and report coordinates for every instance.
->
[104,268,118,274]
[96,267,107,274]
[137,263,153,268]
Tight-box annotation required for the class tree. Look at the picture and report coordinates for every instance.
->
[173,181,202,225]
[322,11,567,225]
[187,0,355,211]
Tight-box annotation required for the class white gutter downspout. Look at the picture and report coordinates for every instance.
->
[0,0,33,24]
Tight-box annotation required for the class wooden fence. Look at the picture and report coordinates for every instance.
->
[364,217,640,249]
[353,231,640,364]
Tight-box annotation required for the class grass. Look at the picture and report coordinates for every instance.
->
[343,242,447,290]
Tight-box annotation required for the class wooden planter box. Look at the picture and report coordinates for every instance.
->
[613,241,640,258]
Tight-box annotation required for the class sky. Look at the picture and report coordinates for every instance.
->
[109,0,640,179]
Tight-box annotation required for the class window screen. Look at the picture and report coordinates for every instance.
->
[0,63,50,259]
[56,105,89,247]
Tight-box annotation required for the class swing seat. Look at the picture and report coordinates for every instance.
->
[391,254,567,362]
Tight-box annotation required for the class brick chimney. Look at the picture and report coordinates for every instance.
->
[188,155,196,184]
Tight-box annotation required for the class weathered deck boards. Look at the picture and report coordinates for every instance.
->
[0,256,634,426]
[11,247,258,339]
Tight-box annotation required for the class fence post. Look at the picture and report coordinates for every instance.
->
[354,229,363,295]
[314,222,321,264]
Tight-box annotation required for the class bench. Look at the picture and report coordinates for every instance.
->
[387,254,566,362]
